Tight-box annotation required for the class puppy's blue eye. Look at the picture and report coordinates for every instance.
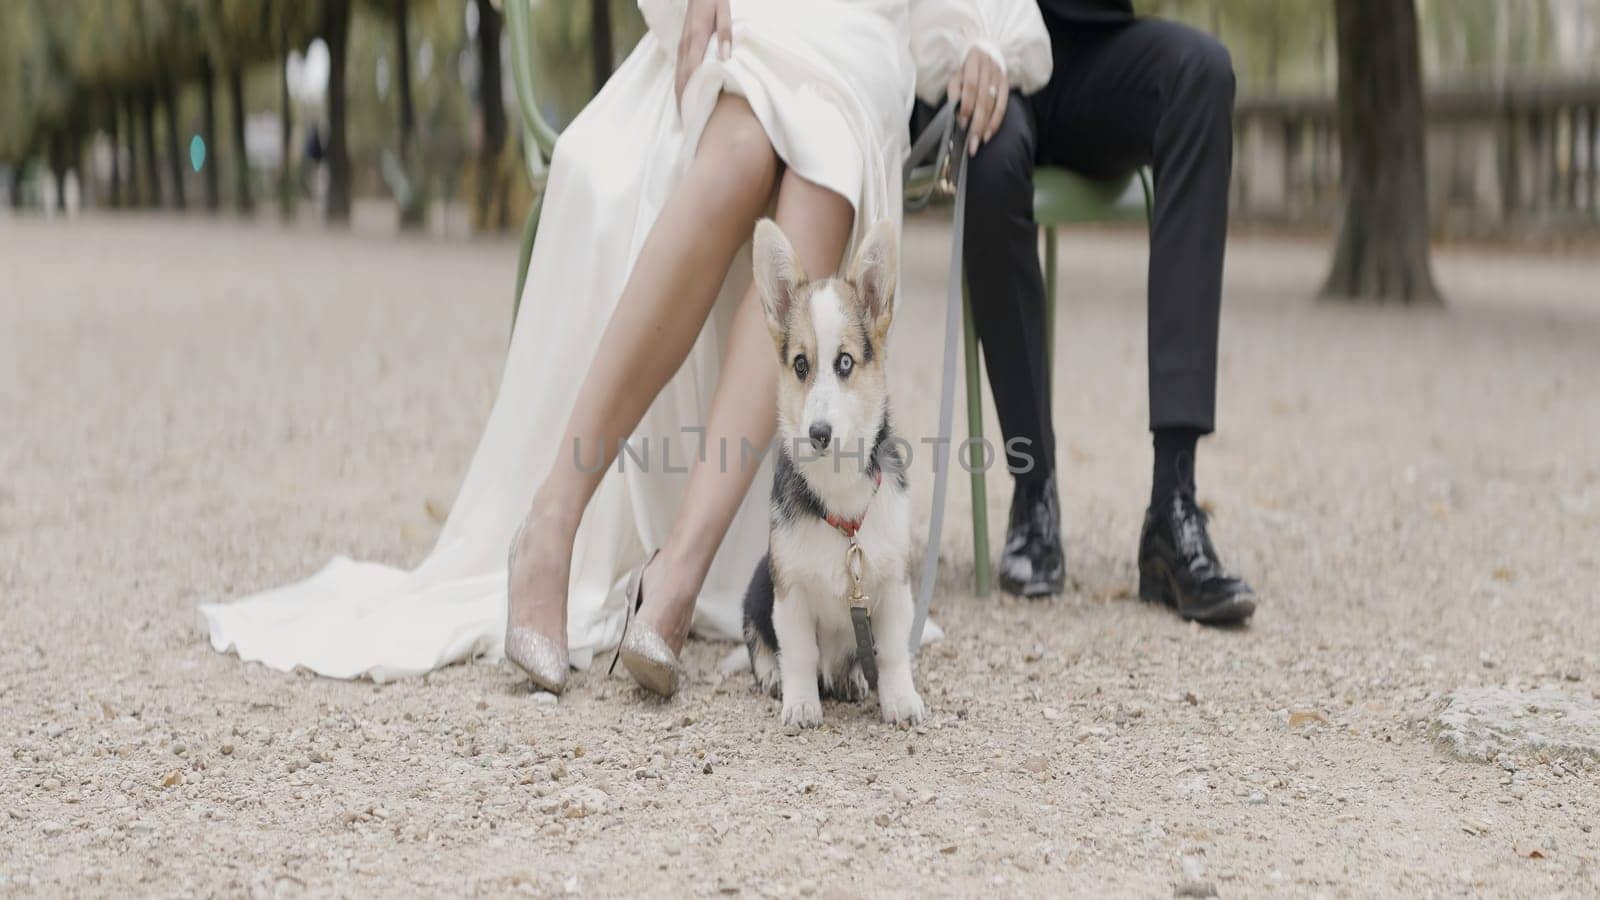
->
[834,353,854,377]
[794,355,810,380]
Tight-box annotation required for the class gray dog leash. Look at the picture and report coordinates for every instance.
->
[904,103,967,652]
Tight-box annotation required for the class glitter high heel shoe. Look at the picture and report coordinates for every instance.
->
[505,523,568,694]
[611,550,681,698]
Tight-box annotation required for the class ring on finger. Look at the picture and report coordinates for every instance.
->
[988,85,999,98]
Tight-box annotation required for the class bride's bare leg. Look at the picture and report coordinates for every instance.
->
[507,95,780,674]
[636,169,855,654]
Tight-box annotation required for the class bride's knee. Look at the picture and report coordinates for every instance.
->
[698,96,780,198]
[778,170,855,230]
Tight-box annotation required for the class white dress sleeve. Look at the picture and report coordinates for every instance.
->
[909,0,1054,105]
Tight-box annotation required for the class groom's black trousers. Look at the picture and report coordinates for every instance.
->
[961,18,1235,487]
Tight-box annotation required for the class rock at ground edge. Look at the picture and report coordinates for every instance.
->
[1433,687,1600,767]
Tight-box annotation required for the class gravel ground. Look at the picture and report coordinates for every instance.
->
[2,213,1598,897]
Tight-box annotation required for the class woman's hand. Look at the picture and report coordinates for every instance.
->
[676,0,732,108]
[948,46,1008,157]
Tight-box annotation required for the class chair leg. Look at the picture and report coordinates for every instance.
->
[962,281,992,597]
[1043,225,1057,382]
[1137,167,1154,225]
[512,191,545,330]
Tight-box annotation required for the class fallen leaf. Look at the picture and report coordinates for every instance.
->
[1513,842,1546,859]
[1288,709,1329,729]
[1491,567,1513,582]
[161,770,184,788]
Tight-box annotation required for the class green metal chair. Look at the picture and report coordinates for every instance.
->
[507,0,562,320]
[960,167,1153,596]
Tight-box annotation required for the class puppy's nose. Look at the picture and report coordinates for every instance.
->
[808,422,833,451]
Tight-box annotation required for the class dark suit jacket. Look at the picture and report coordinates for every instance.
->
[1038,0,1136,28]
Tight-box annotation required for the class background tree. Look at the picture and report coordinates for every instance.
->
[139,90,162,206]
[1320,0,1441,304]
[198,56,219,209]
[107,97,123,207]
[323,0,354,222]
[127,97,143,206]
[159,69,188,209]
[473,0,508,231]
[391,0,424,228]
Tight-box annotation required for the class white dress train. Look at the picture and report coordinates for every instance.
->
[198,0,1051,683]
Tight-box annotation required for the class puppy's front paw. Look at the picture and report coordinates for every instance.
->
[879,687,925,727]
[780,698,823,729]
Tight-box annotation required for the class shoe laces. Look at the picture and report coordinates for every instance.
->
[1169,493,1220,577]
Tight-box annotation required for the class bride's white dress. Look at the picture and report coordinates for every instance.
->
[198,0,1051,682]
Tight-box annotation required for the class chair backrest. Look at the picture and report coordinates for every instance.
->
[504,0,562,185]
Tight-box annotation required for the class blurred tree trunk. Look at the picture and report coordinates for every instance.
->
[324,0,353,223]
[139,89,162,207]
[229,66,254,214]
[70,119,87,208]
[1321,0,1440,304]
[474,0,508,231]
[278,34,295,220]
[108,99,123,209]
[199,57,220,212]
[49,131,67,212]
[160,72,187,210]
[395,0,415,163]
[394,0,423,228]
[7,165,23,208]
[121,95,138,207]
[591,0,613,93]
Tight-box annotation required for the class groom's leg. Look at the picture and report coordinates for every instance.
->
[1032,20,1256,623]
[964,99,1054,485]
[964,99,1064,598]
[1031,19,1233,441]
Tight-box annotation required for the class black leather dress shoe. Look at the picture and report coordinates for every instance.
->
[1138,491,1256,624]
[997,473,1065,598]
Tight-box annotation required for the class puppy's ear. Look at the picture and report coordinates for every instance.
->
[752,218,807,352]
[846,219,897,342]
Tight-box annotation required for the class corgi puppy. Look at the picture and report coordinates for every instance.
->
[742,218,925,728]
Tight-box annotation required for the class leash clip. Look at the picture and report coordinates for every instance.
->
[845,540,868,610]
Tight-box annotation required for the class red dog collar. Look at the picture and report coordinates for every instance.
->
[824,470,883,538]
